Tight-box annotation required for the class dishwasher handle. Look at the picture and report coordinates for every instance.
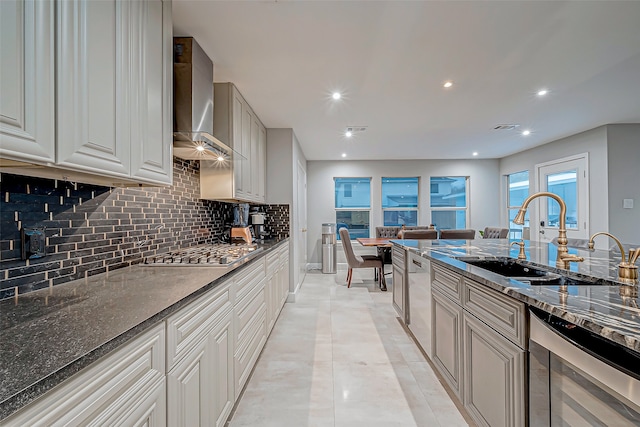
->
[529,308,640,406]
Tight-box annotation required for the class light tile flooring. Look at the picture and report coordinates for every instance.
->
[228,269,470,427]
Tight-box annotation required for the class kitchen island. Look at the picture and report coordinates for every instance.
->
[392,238,640,427]
[0,238,289,423]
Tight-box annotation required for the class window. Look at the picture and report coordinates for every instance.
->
[381,177,418,226]
[507,171,529,239]
[334,177,371,240]
[430,177,468,229]
[546,171,578,229]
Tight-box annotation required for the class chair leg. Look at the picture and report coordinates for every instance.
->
[379,267,387,291]
[347,268,353,288]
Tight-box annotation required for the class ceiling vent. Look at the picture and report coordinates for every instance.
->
[493,124,520,130]
[346,126,368,133]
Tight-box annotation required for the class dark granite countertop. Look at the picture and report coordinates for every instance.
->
[393,239,640,354]
[0,238,289,421]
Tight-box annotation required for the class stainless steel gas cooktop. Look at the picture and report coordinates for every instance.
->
[144,243,262,266]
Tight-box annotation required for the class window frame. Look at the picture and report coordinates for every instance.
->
[506,170,530,239]
[334,177,372,240]
[381,176,419,227]
[429,176,470,230]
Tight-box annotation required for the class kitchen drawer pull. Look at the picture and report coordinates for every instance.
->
[412,259,422,268]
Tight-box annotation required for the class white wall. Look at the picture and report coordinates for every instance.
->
[266,128,307,297]
[607,124,640,243]
[499,126,609,245]
[306,159,500,264]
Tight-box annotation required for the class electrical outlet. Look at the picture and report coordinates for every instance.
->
[21,227,46,260]
[623,199,634,209]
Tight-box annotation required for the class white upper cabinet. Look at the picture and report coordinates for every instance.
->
[57,0,172,185]
[0,0,56,164]
[203,82,266,202]
[56,0,130,177]
[0,0,172,186]
[129,0,173,184]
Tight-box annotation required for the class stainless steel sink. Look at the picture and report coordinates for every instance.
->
[457,257,604,286]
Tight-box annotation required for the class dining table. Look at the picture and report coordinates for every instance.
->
[355,237,392,247]
[356,238,393,278]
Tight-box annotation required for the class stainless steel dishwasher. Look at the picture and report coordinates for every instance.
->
[529,306,640,426]
[406,252,432,358]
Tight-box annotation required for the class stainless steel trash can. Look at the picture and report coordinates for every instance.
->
[321,223,337,274]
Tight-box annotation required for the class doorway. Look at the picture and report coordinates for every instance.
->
[534,154,589,244]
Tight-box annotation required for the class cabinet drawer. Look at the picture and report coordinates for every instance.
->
[392,246,405,268]
[266,251,279,276]
[432,264,463,303]
[236,283,266,344]
[234,259,265,304]
[166,280,232,370]
[234,308,267,397]
[463,280,526,349]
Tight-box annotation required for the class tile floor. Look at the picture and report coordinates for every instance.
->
[228,269,470,427]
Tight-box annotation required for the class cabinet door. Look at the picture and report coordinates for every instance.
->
[0,0,55,164]
[56,0,130,177]
[167,311,234,427]
[432,289,463,397]
[167,329,213,426]
[129,0,172,185]
[232,92,243,197]
[240,104,252,198]
[392,263,405,321]
[257,123,267,201]
[250,115,260,201]
[211,313,234,427]
[463,313,526,427]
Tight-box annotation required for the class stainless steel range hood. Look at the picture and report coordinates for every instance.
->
[173,37,237,160]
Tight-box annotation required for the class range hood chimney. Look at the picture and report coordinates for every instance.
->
[173,37,234,160]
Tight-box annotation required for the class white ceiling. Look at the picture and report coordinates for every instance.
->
[173,1,640,161]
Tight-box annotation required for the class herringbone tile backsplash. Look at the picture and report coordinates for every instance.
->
[0,158,289,299]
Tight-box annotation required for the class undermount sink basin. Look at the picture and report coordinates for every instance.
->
[458,257,551,277]
[457,257,603,286]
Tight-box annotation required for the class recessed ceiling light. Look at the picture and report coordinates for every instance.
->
[217,155,224,162]
[345,131,353,138]
[196,145,205,152]
[472,152,478,156]
[443,81,453,88]
[537,89,548,96]
[522,130,531,136]
[332,92,341,100]
[341,153,347,158]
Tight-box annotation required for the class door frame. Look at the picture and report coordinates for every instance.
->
[532,153,590,243]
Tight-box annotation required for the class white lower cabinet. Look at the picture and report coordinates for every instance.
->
[430,263,526,427]
[431,288,464,397]
[1,324,166,427]
[463,313,525,427]
[166,280,234,427]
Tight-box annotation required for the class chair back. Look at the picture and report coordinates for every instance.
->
[376,226,401,238]
[483,227,509,239]
[402,229,438,239]
[440,229,476,240]
[339,228,360,267]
